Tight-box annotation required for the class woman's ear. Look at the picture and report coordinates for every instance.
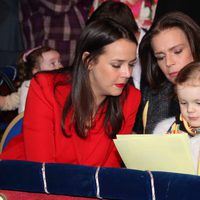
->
[82,51,93,70]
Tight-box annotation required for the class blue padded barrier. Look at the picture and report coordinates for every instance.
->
[153,171,200,200]
[0,160,200,199]
[0,160,152,199]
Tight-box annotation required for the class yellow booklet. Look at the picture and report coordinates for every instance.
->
[114,133,200,175]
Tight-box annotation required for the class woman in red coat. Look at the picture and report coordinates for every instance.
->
[0,19,141,167]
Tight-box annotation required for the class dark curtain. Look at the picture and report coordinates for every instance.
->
[154,0,200,26]
[0,0,24,68]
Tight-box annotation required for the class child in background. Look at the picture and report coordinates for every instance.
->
[0,46,63,113]
[153,61,200,164]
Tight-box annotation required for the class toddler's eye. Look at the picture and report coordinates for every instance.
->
[180,102,186,105]
[50,62,56,66]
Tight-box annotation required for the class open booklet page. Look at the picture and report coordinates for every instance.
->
[114,133,199,175]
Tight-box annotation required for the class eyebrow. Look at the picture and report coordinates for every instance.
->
[111,57,137,62]
[154,44,184,55]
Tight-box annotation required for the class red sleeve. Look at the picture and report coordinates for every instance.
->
[119,86,141,134]
[23,74,56,162]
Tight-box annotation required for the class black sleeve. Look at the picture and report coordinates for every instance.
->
[132,99,144,134]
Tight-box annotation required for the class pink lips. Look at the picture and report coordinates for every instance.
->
[169,71,178,78]
[188,117,199,121]
[115,84,126,88]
